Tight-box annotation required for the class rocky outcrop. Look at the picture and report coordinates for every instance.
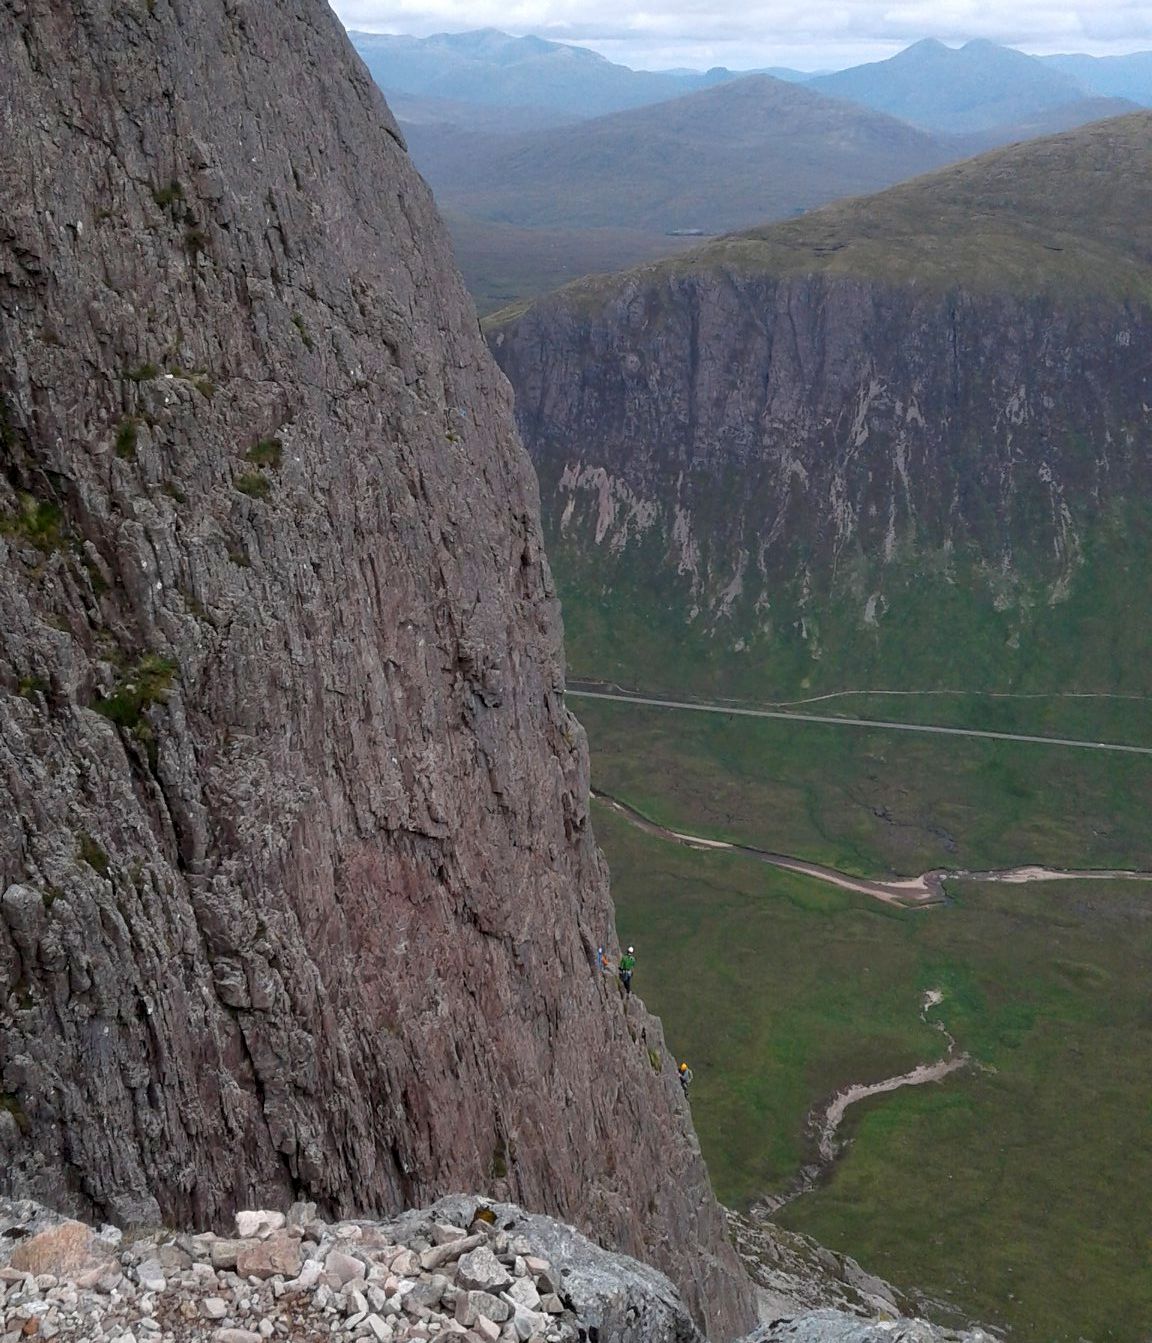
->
[0,3,751,1336]
[726,1213,904,1323]
[749,1313,993,1343]
[0,1195,1002,1343]
[0,1194,704,1343]
[488,117,1152,697]
[0,1196,999,1343]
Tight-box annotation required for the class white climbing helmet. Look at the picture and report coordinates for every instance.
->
[628,946,634,953]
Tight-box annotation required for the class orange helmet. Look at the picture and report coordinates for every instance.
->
[679,1062,688,1073]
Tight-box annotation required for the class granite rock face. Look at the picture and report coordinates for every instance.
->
[0,3,751,1335]
[726,1212,904,1323]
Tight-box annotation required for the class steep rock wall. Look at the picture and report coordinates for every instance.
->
[490,267,1152,694]
[0,3,753,1335]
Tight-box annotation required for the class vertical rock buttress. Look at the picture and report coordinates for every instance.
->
[0,3,753,1335]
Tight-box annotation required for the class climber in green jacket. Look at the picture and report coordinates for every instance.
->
[619,946,636,995]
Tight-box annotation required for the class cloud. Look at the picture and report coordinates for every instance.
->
[331,0,1152,68]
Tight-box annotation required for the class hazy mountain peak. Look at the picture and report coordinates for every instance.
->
[407,68,956,242]
[348,27,738,116]
[424,27,589,64]
[808,34,1088,131]
[902,37,950,55]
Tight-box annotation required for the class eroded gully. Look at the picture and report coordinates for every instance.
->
[754,991,971,1214]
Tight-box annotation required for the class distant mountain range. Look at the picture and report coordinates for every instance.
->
[350,28,738,117]
[1041,50,1152,103]
[807,38,1143,132]
[350,28,1151,311]
[406,74,959,234]
[349,28,1152,127]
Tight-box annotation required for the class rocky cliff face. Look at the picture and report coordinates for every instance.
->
[0,4,752,1335]
[488,117,1152,699]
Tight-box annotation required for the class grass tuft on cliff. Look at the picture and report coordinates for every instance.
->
[93,654,177,730]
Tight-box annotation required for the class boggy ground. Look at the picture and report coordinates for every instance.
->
[584,703,1152,1342]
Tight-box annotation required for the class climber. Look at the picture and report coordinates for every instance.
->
[598,945,610,974]
[618,945,636,995]
[678,1061,693,1094]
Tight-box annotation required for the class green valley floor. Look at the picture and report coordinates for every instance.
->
[582,697,1152,1341]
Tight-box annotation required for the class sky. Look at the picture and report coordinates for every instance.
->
[331,1,1152,71]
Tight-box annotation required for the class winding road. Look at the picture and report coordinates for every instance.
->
[567,684,1152,756]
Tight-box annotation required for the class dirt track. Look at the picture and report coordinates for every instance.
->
[595,791,1152,910]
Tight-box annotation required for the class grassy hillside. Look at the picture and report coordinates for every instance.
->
[415,75,958,235]
[601,796,1152,1341]
[576,695,1152,879]
[519,111,1152,311]
[715,112,1152,297]
[584,662,1152,1340]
